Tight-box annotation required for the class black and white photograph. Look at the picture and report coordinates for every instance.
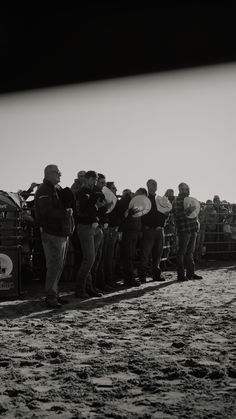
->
[0,4,236,418]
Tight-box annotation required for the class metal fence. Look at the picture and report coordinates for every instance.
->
[162,203,236,264]
[1,196,236,298]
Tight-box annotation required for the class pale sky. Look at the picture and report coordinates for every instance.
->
[0,63,235,202]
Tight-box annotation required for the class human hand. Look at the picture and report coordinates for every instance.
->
[30,182,39,190]
[92,222,99,229]
[96,198,106,208]
[185,205,196,215]
[105,201,113,210]
[66,208,73,216]
[124,209,129,218]
[129,207,140,216]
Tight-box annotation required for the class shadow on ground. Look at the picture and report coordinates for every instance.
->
[0,277,177,320]
[0,260,234,321]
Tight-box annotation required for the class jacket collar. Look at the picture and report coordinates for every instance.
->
[43,179,56,190]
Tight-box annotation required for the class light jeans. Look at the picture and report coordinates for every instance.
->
[75,224,103,293]
[41,232,69,299]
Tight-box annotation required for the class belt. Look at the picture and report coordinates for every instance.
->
[144,226,164,231]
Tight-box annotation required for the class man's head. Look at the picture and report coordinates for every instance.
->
[178,182,190,197]
[106,181,117,195]
[165,189,174,197]
[122,188,132,197]
[75,170,86,189]
[213,195,221,205]
[135,188,147,197]
[96,173,106,191]
[206,199,214,209]
[44,164,61,186]
[85,170,98,188]
[77,170,86,180]
[146,179,157,195]
[164,188,175,203]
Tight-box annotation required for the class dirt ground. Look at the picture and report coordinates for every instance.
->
[0,261,236,419]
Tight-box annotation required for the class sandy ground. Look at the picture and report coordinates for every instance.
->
[0,261,236,419]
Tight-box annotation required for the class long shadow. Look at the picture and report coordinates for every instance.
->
[222,265,236,272]
[196,260,236,272]
[0,278,178,321]
[1,259,232,321]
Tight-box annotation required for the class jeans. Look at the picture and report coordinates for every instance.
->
[104,227,119,284]
[41,232,68,299]
[139,227,164,279]
[75,224,103,293]
[92,227,109,289]
[177,232,197,279]
[121,231,138,282]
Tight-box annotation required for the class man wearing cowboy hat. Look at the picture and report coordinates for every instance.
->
[138,179,171,283]
[173,182,203,281]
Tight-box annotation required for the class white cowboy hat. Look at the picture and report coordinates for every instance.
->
[184,196,200,219]
[102,186,117,214]
[128,195,151,218]
[0,253,13,277]
[155,195,172,214]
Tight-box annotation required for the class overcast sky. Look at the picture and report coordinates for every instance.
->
[0,63,235,202]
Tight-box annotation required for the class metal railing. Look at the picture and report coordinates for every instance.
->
[2,197,236,287]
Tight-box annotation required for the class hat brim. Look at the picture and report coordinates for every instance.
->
[128,195,151,217]
[102,186,117,214]
[155,196,172,214]
[0,253,13,276]
[184,197,200,218]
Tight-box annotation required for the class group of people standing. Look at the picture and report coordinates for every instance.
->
[34,165,202,309]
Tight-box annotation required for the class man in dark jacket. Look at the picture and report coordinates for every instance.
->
[34,164,73,308]
[138,179,168,283]
[119,188,145,287]
[75,170,106,298]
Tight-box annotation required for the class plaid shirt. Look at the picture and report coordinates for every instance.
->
[172,194,199,233]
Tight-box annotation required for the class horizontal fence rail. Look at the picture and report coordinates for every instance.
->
[1,199,235,287]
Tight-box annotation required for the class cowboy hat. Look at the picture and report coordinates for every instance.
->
[184,196,200,219]
[102,186,117,214]
[128,195,151,218]
[0,253,13,277]
[155,195,172,214]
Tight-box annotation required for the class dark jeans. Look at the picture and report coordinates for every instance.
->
[91,227,118,288]
[177,232,197,279]
[75,224,103,293]
[104,227,119,285]
[121,231,138,282]
[205,229,216,254]
[92,227,109,289]
[41,232,69,299]
[139,227,164,279]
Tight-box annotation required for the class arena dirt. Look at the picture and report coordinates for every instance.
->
[0,262,236,418]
